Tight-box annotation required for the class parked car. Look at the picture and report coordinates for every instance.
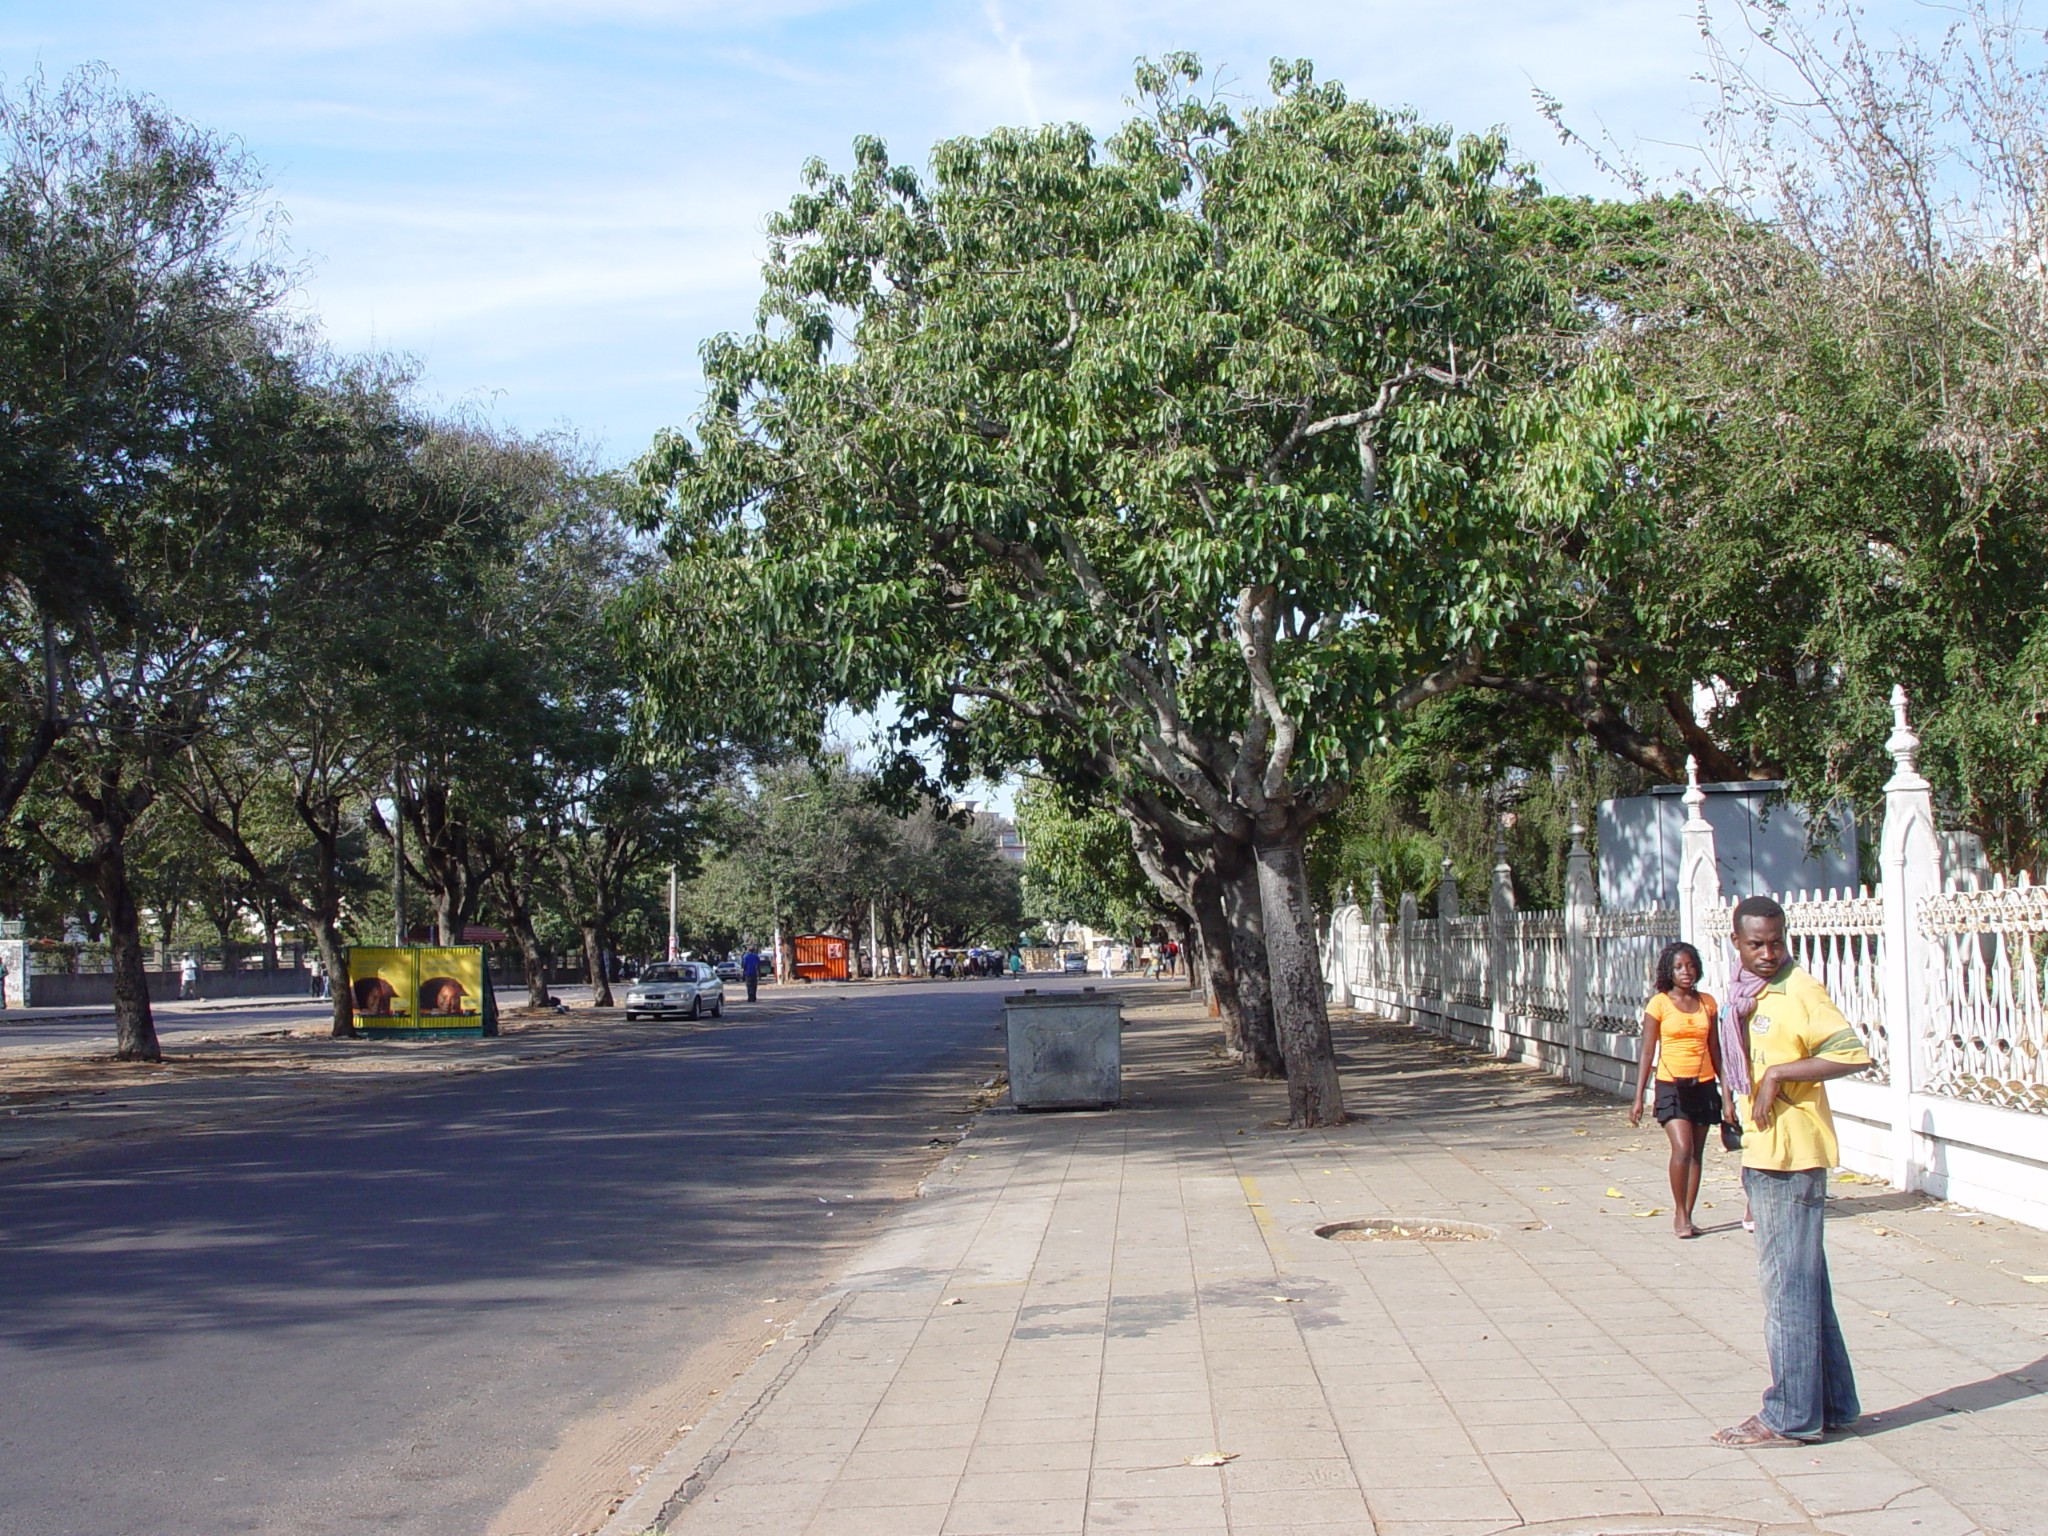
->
[623,961,724,1020]
[713,957,743,982]
[1061,952,1088,974]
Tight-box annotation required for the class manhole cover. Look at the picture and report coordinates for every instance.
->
[1316,1217,1496,1243]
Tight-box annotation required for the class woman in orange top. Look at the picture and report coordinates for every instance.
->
[1627,940,1725,1238]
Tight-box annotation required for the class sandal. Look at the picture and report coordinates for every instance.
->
[1711,1415,1809,1448]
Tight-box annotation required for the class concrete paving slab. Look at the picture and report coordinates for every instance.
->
[617,1000,2048,1536]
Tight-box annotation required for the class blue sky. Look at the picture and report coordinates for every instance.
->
[0,1,1940,464]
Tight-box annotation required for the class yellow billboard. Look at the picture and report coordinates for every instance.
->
[348,945,486,1036]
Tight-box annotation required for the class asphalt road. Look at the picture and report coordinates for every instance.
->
[0,996,338,1056]
[0,978,1056,1536]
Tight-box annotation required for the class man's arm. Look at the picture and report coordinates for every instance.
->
[1750,1056,1868,1126]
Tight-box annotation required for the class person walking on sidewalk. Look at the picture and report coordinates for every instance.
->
[1626,940,1724,1239]
[1713,894,1871,1448]
[179,952,201,1001]
[741,946,761,1002]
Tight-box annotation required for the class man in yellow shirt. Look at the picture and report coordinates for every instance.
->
[1712,895,1871,1447]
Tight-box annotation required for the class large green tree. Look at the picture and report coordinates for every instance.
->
[1466,3,2048,872]
[633,57,1660,1123]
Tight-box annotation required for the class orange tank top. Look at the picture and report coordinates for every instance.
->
[1644,990,1717,1082]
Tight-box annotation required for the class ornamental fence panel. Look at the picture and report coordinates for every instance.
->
[1506,912,1568,1025]
[1781,887,1889,1083]
[1444,915,1490,1009]
[1588,908,1679,1036]
[1918,874,2048,1112]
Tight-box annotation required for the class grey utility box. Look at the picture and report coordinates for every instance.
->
[1004,989,1122,1111]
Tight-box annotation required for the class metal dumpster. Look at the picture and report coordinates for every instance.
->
[1003,988,1122,1110]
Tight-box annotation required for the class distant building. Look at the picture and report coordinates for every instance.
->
[1597,780,1860,910]
[969,808,1027,864]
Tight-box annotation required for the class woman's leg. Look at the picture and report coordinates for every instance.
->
[1664,1118,1700,1235]
[1683,1123,1708,1228]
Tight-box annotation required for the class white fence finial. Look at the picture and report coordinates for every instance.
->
[1567,801,1587,857]
[1683,755,1707,822]
[1886,684,1928,791]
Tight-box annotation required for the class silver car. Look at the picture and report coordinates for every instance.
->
[623,961,724,1020]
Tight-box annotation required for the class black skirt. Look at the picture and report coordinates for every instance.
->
[1654,1076,1724,1127]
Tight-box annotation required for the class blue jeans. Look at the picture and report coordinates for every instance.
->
[1745,1166,1859,1437]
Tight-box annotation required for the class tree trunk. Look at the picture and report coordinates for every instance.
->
[315,921,354,1039]
[582,925,613,1008]
[1191,859,1243,1051]
[510,910,551,1009]
[1254,832,1345,1127]
[95,842,161,1062]
[1220,854,1284,1079]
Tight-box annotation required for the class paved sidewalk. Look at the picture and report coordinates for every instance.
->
[609,999,2048,1536]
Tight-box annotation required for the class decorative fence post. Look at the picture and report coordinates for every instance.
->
[1437,857,1459,1037]
[1326,883,1356,1011]
[1398,891,1419,1024]
[1367,875,1386,1011]
[1564,805,1595,1084]
[1879,685,1942,1192]
[1677,756,1726,998]
[1489,827,1515,1059]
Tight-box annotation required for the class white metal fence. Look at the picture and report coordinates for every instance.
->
[1324,689,2048,1232]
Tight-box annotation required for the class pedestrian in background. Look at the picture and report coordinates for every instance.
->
[1713,894,1871,1447]
[1626,940,1723,1239]
[179,952,200,1000]
[741,946,761,1002]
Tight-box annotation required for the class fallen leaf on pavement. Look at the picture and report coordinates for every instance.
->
[1185,1452,1237,1466]
[1605,1187,1626,1199]
[2023,1275,2048,1285]
[941,1296,964,1306]
[1631,1209,1665,1218]
[1270,1295,1302,1303]
[1872,1310,1891,1318]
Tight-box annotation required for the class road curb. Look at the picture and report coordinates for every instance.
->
[596,1289,853,1536]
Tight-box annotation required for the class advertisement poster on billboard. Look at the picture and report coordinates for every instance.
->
[412,947,483,1026]
[348,947,413,1030]
[346,946,486,1036]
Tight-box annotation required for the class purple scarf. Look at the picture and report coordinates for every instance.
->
[1718,943,1762,1099]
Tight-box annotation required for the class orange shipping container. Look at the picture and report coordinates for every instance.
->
[792,934,850,981]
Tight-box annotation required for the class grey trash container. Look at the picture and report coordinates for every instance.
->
[1004,988,1121,1110]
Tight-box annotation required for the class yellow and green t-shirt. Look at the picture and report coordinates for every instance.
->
[1734,962,1871,1171]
